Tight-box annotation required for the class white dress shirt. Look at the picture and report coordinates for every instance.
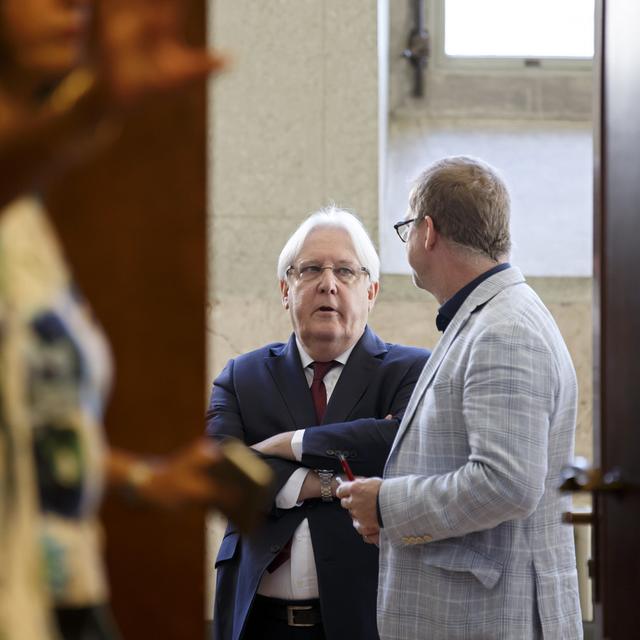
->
[256,339,355,600]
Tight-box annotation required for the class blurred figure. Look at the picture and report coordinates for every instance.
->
[0,1,240,638]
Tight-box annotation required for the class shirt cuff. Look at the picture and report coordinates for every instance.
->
[275,467,310,509]
[291,429,305,462]
[376,492,385,528]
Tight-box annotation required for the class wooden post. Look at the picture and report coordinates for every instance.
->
[46,1,208,637]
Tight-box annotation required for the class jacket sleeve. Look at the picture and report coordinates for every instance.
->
[300,353,428,476]
[205,358,305,497]
[380,322,559,546]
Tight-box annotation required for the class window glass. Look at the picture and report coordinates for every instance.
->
[444,0,594,59]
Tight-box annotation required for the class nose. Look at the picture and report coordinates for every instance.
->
[317,267,338,294]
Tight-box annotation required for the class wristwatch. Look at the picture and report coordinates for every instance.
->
[316,469,334,502]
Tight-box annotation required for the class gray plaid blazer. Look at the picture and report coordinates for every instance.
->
[377,267,583,640]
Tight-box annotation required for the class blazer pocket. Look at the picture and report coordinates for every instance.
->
[215,532,240,568]
[422,542,504,589]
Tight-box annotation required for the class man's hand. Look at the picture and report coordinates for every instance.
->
[251,431,296,459]
[336,477,383,545]
[109,439,242,512]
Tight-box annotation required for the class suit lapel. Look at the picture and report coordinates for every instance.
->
[322,326,388,425]
[392,309,472,444]
[390,267,526,454]
[265,334,317,428]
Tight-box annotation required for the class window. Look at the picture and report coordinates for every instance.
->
[434,0,594,69]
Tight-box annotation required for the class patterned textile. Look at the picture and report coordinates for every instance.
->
[0,197,112,639]
[378,267,583,640]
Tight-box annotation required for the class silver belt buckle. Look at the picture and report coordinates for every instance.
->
[287,604,314,627]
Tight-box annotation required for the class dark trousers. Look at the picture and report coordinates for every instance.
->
[242,596,326,640]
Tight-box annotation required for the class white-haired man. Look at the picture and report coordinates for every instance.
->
[206,207,430,640]
[338,157,583,639]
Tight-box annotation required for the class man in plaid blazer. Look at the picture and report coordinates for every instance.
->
[338,156,583,639]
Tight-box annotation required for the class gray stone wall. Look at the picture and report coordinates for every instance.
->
[208,0,384,370]
[206,0,384,614]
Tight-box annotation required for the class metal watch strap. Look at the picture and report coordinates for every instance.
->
[317,469,334,502]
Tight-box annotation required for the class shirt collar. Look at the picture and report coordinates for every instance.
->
[436,262,512,332]
[295,336,355,368]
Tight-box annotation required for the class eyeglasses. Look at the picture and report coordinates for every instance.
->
[393,218,417,242]
[286,263,370,285]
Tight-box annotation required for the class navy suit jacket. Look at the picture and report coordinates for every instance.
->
[206,326,429,640]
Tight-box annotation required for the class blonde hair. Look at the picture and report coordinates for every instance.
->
[411,156,511,261]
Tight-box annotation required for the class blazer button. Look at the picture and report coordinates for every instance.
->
[269,544,280,553]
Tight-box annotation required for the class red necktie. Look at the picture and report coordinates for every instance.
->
[310,360,337,423]
[266,360,337,575]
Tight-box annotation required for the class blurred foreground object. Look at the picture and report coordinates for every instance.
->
[0,0,235,638]
[213,440,275,534]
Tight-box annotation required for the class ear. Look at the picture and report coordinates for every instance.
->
[423,216,437,251]
[367,281,380,310]
[280,280,290,309]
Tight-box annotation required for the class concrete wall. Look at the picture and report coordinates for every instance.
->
[208,0,383,366]
[206,0,384,614]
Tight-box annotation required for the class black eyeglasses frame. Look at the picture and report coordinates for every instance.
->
[393,217,417,242]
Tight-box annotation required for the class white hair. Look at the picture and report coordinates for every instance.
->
[276,206,380,283]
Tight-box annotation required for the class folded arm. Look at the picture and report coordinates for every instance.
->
[253,354,427,477]
[206,359,316,509]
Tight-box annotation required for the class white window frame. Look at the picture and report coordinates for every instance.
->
[429,0,593,73]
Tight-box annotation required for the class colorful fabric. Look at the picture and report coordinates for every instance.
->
[0,197,112,638]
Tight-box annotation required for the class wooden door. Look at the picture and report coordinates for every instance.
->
[45,1,208,638]
[592,0,640,637]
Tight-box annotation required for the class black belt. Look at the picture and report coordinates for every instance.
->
[254,595,322,627]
